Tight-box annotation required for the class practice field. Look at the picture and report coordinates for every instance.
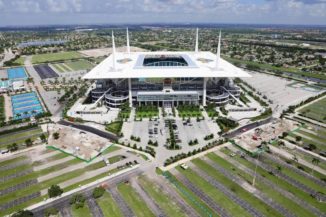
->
[31,51,82,64]
[299,97,326,123]
[7,67,27,80]
[11,92,43,120]
[33,64,59,79]
[51,60,93,73]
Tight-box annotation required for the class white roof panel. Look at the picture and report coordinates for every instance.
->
[83,51,251,79]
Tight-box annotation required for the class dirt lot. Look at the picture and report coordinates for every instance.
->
[47,124,111,161]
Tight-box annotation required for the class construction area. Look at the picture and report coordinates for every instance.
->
[47,124,111,161]
[234,119,298,153]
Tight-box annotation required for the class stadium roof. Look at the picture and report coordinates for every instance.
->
[83,51,251,79]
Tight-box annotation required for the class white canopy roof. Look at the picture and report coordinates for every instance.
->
[83,51,251,79]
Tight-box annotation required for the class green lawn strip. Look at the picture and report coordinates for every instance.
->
[101,145,120,155]
[32,51,82,64]
[176,167,251,217]
[0,164,32,178]
[138,176,186,217]
[63,166,128,192]
[295,130,326,146]
[32,152,69,166]
[66,60,93,71]
[0,167,87,204]
[0,155,27,167]
[71,203,92,217]
[192,158,282,217]
[261,156,326,194]
[60,63,73,72]
[36,158,81,177]
[163,171,216,217]
[51,63,65,73]
[0,196,43,216]
[96,191,123,217]
[108,155,125,164]
[0,128,42,144]
[12,56,26,65]
[0,135,42,149]
[117,182,155,217]
[219,148,326,213]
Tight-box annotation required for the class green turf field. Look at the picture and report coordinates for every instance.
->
[66,60,93,71]
[31,51,82,64]
[299,97,326,123]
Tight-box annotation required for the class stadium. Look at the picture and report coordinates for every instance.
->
[83,29,250,108]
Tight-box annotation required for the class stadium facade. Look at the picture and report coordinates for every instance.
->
[83,29,250,108]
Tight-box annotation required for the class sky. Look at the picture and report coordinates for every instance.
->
[0,0,325,26]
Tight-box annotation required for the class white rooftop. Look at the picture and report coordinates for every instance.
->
[83,51,251,79]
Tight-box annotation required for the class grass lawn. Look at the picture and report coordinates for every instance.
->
[135,105,159,118]
[163,171,216,217]
[219,148,325,214]
[299,97,326,123]
[66,60,93,71]
[224,56,326,80]
[12,56,25,65]
[97,192,123,217]
[205,103,219,118]
[0,155,27,167]
[105,121,123,135]
[51,63,65,73]
[0,127,42,143]
[31,51,82,64]
[101,145,120,155]
[71,204,92,217]
[177,167,252,217]
[117,182,155,217]
[139,176,186,217]
[177,105,202,118]
[192,158,282,217]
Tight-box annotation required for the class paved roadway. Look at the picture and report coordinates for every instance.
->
[58,119,119,142]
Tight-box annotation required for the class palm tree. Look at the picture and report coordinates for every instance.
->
[16,113,21,119]
[311,158,320,176]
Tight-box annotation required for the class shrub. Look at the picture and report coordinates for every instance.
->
[70,194,86,209]
[92,186,105,199]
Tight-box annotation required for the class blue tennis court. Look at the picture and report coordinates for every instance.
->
[7,67,28,80]
[11,92,43,120]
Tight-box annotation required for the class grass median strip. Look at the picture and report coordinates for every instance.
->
[163,171,216,217]
[139,176,186,217]
[219,148,325,214]
[71,203,92,217]
[176,167,251,217]
[192,158,282,217]
[96,191,123,217]
[117,182,155,217]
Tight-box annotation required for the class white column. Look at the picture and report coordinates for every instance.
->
[203,77,207,106]
[128,78,132,107]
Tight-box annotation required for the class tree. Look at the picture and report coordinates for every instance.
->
[40,134,47,143]
[295,136,302,142]
[70,194,85,209]
[12,210,34,217]
[25,138,33,147]
[92,186,105,199]
[48,185,63,198]
[53,132,60,140]
[8,143,18,152]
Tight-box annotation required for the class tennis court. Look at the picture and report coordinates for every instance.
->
[11,92,43,120]
[34,64,59,79]
[7,67,28,80]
